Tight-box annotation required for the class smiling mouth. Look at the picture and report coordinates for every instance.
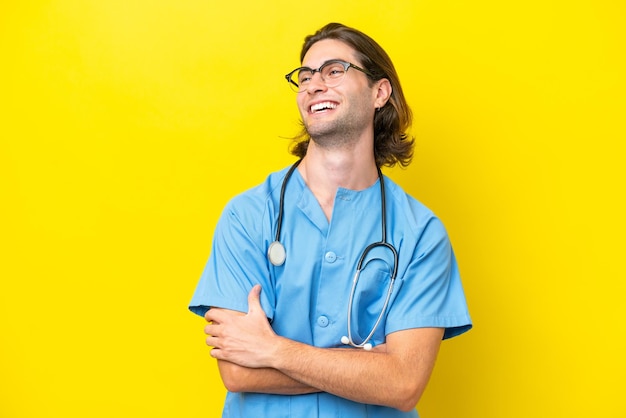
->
[309,101,338,113]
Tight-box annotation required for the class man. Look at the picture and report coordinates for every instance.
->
[189,23,472,417]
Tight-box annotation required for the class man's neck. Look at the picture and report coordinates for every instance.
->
[297,138,379,221]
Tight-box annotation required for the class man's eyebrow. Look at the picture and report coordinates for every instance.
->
[300,58,347,70]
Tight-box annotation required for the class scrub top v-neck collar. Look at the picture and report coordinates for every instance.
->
[290,168,382,236]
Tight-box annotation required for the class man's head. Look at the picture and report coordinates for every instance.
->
[289,23,414,168]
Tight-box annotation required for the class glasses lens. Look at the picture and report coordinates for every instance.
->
[320,61,348,87]
[288,77,300,92]
[286,61,349,93]
[286,69,305,92]
[295,69,311,88]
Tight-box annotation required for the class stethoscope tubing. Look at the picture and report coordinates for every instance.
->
[269,160,398,350]
[273,160,302,245]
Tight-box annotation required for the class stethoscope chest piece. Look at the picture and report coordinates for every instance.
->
[268,241,286,266]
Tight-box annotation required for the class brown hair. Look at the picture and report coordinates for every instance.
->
[290,22,414,168]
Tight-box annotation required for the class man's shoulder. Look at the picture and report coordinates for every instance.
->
[385,176,435,218]
[384,176,448,239]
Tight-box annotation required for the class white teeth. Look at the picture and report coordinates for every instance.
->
[310,102,337,112]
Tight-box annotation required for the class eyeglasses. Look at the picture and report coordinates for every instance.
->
[285,59,373,93]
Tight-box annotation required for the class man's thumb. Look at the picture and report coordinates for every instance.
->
[247,284,262,313]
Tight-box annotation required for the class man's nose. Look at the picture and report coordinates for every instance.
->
[305,71,327,93]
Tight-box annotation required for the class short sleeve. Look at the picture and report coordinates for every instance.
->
[385,217,472,340]
[188,198,276,320]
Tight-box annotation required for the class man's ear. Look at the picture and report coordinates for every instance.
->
[374,78,392,108]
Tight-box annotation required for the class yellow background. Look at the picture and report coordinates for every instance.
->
[1,1,624,417]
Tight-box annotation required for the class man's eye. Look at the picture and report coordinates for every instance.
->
[298,70,313,84]
[324,65,345,78]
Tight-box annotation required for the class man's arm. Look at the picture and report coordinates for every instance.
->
[216,361,321,395]
[205,285,443,411]
[270,327,443,411]
[209,308,319,395]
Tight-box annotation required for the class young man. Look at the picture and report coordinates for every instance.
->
[189,23,472,417]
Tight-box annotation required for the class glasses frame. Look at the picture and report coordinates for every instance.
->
[285,59,373,92]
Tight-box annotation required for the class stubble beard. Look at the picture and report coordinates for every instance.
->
[304,109,369,151]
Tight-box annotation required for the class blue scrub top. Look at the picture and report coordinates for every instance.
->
[189,165,472,418]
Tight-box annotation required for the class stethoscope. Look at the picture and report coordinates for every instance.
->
[267,160,399,350]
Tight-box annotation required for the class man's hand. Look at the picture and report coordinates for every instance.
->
[204,285,277,368]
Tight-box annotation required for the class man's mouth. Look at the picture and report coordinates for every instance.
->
[309,101,338,113]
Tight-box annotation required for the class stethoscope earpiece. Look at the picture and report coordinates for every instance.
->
[341,336,372,351]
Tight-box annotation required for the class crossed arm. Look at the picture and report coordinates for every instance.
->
[204,285,444,412]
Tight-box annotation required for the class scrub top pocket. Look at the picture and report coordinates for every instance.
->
[350,256,394,345]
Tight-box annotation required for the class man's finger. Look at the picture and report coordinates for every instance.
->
[206,335,219,347]
[204,323,218,336]
[247,284,262,314]
[205,307,226,323]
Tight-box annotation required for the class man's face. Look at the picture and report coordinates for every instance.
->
[297,39,378,146]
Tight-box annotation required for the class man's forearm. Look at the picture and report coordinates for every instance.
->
[270,340,409,409]
[217,360,320,395]
[268,329,443,412]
